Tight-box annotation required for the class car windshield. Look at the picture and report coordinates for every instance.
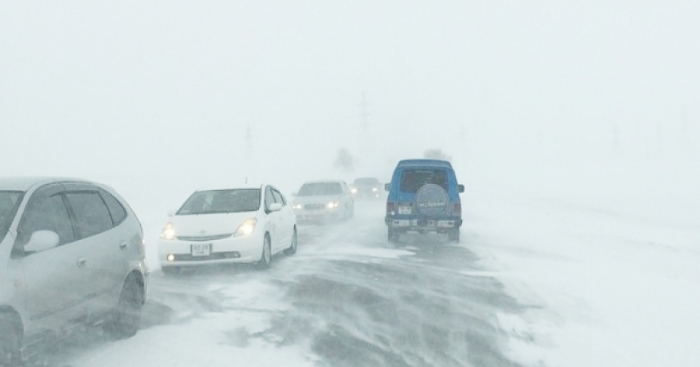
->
[177,189,261,215]
[400,169,448,193]
[298,182,342,196]
[0,190,24,242]
[353,178,380,186]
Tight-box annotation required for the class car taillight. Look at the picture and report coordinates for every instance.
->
[454,203,461,216]
[386,202,395,215]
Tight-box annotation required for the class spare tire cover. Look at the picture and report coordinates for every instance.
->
[415,184,449,216]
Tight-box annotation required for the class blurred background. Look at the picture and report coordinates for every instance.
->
[2,1,698,227]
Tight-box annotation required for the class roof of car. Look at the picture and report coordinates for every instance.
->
[0,177,91,191]
[196,182,266,191]
[396,159,453,168]
[300,180,345,185]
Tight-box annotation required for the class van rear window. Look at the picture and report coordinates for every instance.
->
[400,169,448,193]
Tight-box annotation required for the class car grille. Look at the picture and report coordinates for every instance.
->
[304,203,326,210]
[177,234,232,241]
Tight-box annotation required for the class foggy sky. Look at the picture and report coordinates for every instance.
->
[2,1,699,201]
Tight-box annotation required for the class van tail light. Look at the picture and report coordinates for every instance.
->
[386,202,395,215]
[454,203,462,216]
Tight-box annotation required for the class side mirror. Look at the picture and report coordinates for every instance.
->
[269,203,283,212]
[384,183,391,191]
[458,184,464,193]
[24,230,60,253]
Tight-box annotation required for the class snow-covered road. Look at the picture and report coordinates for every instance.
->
[21,184,700,367]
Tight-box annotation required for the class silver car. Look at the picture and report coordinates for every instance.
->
[292,180,354,223]
[0,177,149,365]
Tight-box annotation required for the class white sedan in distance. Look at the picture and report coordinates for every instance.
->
[292,180,354,223]
[159,183,297,274]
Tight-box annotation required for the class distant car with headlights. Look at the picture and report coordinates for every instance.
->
[159,183,297,274]
[0,177,148,366]
[292,180,354,223]
[350,177,383,199]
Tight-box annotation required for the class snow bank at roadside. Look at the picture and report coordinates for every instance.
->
[464,158,700,367]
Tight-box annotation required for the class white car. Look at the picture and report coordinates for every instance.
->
[0,177,148,365]
[159,183,297,274]
[292,180,354,223]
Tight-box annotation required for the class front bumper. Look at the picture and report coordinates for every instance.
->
[158,231,264,267]
[294,208,344,222]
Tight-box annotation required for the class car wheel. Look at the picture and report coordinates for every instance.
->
[257,234,272,269]
[388,227,399,243]
[0,315,21,367]
[104,276,144,340]
[284,228,297,256]
[448,229,460,243]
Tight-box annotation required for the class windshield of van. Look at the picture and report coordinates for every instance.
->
[400,169,448,193]
[177,189,261,215]
[0,191,24,242]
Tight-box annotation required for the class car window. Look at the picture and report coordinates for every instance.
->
[99,189,127,225]
[354,178,380,186]
[0,190,24,243]
[272,189,285,205]
[17,193,75,248]
[298,182,343,196]
[400,169,448,193]
[177,189,261,215]
[265,186,275,211]
[65,192,114,239]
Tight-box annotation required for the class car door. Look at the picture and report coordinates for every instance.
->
[62,183,128,316]
[271,188,293,248]
[13,183,87,328]
[263,186,283,252]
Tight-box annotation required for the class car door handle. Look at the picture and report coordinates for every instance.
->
[119,242,128,249]
[76,257,87,268]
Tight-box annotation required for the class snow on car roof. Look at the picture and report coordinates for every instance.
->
[0,177,90,191]
[196,182,265,191]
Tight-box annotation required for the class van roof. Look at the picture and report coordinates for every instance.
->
[396,159,453,169]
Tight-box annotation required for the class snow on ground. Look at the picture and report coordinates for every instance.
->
[464,159,700,367]
[80,157,698,367]
[71,277,319,367]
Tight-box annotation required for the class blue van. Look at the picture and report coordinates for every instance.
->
[384,159,463,243]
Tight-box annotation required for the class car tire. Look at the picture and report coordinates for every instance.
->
[0,315,21,367]
[256,234,272,269]
[284,228,297,256]
[448,229,460,243]
[104,276,144,340]
[388,227,399,243]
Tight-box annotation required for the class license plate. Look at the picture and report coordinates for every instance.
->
[191,243,211,257]
[398,205,412,215]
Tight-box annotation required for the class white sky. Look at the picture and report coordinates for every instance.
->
[2,3,699,366]
[1,1,699,196]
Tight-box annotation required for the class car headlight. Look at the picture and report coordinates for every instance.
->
[293,203,302,210]
[234,218,257,237]
[351,188,358,194]
[160,222,176,240]
[372,187,378,192]
[327,201,339,209]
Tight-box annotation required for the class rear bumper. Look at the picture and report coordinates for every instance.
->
[386,216,462,230]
